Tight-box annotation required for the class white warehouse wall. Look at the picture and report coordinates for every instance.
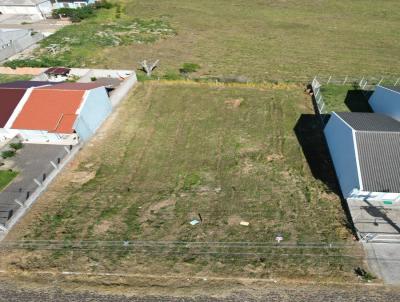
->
[324,113,361,198]
[369,86,400,121]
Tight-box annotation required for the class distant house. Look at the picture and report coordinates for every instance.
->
[52,0,96,9]
[0,0,52,19]
[324,112,400,202]
[369,85,400,121]
[0,81,112,145]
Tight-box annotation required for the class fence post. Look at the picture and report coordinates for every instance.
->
[343,76,348,85]
[327,76,332,84]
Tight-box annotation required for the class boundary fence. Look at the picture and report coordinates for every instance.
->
[310,75,400,126]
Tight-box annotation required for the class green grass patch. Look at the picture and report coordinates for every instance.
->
[10,83,361,280]
[0,170,18,191]
[0,74,32,83]
[321,84,372,113]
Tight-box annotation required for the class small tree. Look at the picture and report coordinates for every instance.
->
[1,150,16,159]
[179,63,200,75]
[9,142,23,150]
[139,60,159,77]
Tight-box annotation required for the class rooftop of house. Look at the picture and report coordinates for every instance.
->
[335,112,400,132]
[39,82,106,91]
[356,131,400,193]
[333,112,400,193]
[0,89,27,127]
[0,81,52,89]
[11,89,85,133]
[44,67,71,76]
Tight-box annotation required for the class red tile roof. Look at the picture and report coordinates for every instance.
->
[11,89,85,133]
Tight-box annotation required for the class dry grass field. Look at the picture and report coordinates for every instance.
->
[6,0,400,81]
[4,0,396,285]
[3,82,363,281]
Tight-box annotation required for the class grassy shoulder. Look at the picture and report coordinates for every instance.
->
[4,83,363,281]
[0,170,18,191]
[0,74,32,83]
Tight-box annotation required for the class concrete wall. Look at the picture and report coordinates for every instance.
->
[18,130,78,145]
[369,86,400,121]
[38,1,53,15]
[324,113,361,198]
[109,72,137,107]
[74,87,112,140]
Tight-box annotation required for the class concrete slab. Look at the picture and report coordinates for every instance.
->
[364,242,400,285]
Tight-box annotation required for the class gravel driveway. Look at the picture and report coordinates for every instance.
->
[1,283,400,302]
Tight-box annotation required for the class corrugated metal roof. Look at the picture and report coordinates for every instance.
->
[356,131,400,193]
[0,89,26,127]
[0,81,52,89]
[11,89,85,133]
[336,112,400,132]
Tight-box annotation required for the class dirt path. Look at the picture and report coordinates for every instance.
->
[0,279,400,302]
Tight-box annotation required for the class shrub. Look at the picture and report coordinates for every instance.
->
[52,6,95,22]
[95,0,113,9]
[4,57,67,69]
[9,142,23,150]
[1,150,16,159]
[180,63,200,74]
[163,71,183,81]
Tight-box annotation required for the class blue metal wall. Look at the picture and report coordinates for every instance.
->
[74,87,112,141]
[324,113,360,197]
[369,86,400,121]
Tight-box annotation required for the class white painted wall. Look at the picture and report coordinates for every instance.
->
[18,129,78,145]
[369,86,400,121]
[324,113,361,198]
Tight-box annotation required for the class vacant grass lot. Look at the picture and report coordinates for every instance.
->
[5,1,400,81]
[4,82,362,281]
[92,0,400,80]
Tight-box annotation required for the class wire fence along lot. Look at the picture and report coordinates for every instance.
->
[0,240,364,278]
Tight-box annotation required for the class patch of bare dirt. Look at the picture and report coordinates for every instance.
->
[224,98,243,108]
[227,215,243,226]
[140,198,176,223]
[266,154,284,162]
[69,171,96,184]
